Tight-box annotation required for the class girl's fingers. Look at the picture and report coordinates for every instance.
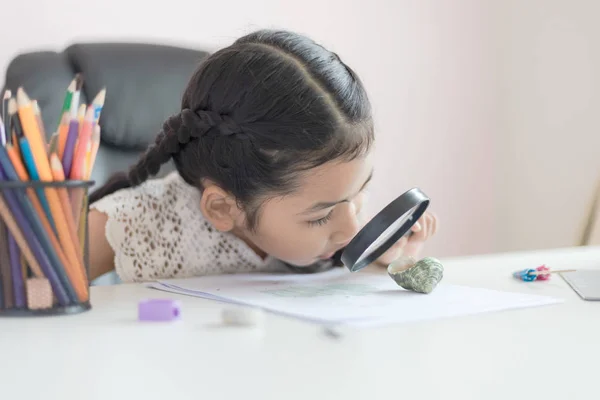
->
[396,236,408,249]
[412,221,422,232]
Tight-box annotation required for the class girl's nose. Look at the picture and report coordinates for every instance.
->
[330,202,360,245]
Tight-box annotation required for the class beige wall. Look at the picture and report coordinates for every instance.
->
[493,0,600,253]
[1,0,597,258]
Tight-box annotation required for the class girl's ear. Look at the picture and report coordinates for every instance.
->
[199,184,243,232]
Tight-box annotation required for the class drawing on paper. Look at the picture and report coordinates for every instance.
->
[261,283,376,298]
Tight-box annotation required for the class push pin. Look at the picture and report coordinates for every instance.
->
[138,299,181,321]
[512,265,576,282]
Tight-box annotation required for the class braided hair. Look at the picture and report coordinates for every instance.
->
[89,29,374,230]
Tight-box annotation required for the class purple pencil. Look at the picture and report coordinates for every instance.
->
[61,119,79,178]
[0,220,11,308]
[7,234,25,308]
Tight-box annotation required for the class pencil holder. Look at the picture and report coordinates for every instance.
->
[0,179,94,316]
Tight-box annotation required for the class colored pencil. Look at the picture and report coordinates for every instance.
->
[0,220,12,308]
[61,117,79,178]
[7,233,26,307]
[77,104,86,126]
[57,112,70,159]
[19,136,55,224]
[11,98,56,233]
[0,78,105,311]
[48,132,59,155]
[1,90,10,145]
[56,79,75,130]
[16,89,52,179]
[71,106,94,180]
[16,89,88,300]
[0,138,78,303]
[50,154,89,298]
[0,114,5,147]
[0,191,71,306]
[91,88,106,124]
[20,254,27,280]
[70,75,83,118]
[5,142,64,279]
[32,100,46,143]
[0,200,44,279]
[84,125,100,180]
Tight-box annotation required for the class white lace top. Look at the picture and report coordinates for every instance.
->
[90,171,287,283]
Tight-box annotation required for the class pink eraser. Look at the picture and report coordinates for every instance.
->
[26,278,53,310]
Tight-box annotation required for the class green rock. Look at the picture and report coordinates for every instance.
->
[387,256,444,294]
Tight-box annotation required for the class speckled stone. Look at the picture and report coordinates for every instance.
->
[388,257,444,294]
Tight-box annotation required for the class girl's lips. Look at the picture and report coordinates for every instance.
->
[319,242,351,260]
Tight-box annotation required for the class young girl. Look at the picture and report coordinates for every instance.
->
[87,29,438,283]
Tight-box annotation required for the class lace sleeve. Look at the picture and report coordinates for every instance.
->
[90,188,157,283]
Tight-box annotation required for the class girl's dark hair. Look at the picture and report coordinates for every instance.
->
[89,30,374,229]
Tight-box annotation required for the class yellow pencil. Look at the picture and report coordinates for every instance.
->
[84,125,100,180]
[32,100,46,144]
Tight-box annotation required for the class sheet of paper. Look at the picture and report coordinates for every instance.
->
[148,268,563,327]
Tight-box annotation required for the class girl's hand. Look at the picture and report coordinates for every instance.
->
[374,211,438,266]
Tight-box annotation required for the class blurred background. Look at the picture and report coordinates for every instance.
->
[2,0,599,261]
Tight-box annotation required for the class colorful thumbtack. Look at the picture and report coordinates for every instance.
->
[138,299,181,321]
[512,265,576,282]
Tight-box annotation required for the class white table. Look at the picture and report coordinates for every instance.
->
[1,246,599,400]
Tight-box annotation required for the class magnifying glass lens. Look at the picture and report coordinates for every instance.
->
[355,207,417,264]
[341,188,429,272]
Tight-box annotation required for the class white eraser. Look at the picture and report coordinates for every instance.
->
[221,306,265,327]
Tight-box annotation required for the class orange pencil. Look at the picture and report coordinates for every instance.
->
[78,125,101,251]
[50,154,88,300]
[71,107,94,180]
[17,88,88,302]
[69,106,95,229]
[32,100,46,144]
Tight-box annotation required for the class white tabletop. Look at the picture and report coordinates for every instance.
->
[1,246,599,400]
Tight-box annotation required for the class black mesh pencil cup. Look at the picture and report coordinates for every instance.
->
[0,179,94,316]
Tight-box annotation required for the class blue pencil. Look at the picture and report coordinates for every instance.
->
[7,234,25,308]
[19,137,57,234]
[0,221,8,308]
[0,147,76,305]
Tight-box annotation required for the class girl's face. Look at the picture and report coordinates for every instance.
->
[236,153,374,266]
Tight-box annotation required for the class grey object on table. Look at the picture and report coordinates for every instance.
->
[3,42,211,285]
[561,270,600,301]
[388,256,444,294]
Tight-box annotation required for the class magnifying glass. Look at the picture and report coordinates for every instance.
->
[340,188,430,272]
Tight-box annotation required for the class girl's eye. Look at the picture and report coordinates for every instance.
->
[307,210,334,227]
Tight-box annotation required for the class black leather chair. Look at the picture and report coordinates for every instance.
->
[3,42,210,189]
[3,43,209,285]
